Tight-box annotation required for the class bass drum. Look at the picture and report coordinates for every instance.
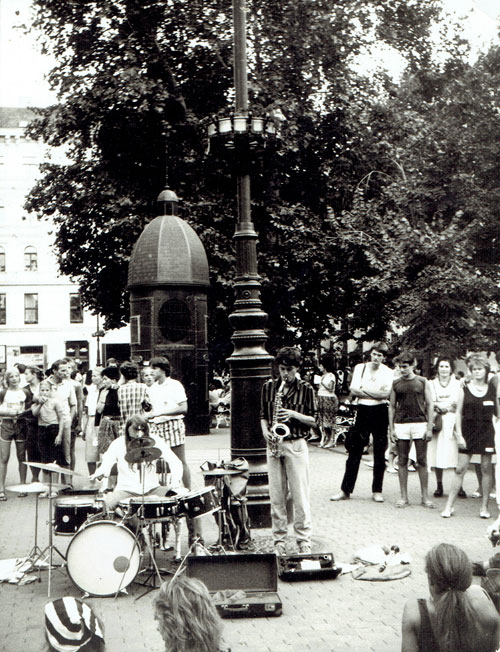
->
[66,520,141,597]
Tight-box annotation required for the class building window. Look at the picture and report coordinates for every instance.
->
[158,299,190,342]
[130,315,140,345]
[70,293,83,323]
[24,246,37,271]
[0,247,5,272]
[0,294,5,324]
[24,293,38,324]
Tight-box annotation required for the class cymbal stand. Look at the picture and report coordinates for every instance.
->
[36,473,67,597]
[132,461,169,601]
[25,490,45,582]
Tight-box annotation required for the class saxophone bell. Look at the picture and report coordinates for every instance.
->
[268,380,289,458]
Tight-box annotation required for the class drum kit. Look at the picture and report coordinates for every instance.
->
[14,458,224,599]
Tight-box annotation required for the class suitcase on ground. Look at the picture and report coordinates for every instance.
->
[186,553,282,618]
[278,552,340,582]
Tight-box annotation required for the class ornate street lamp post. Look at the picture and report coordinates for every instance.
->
[207,0,280,526]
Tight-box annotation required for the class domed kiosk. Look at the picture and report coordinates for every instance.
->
[128,188,210,434]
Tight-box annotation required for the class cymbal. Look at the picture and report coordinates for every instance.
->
[23,461,84,476]
[201,468,242,476]
[125,447,162,464]
[128,436,155,450]
[7,482,69,493]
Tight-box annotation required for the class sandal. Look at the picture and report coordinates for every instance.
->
[421,500,436,509]
[0,492,6,502]
[441,508,454,518]
[395,499,409,508]
[480,510,491,519]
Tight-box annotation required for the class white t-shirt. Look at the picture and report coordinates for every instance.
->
[47,377,76,418]
[1,388,26,414]
[317,372,337,397]
[350,362,393,406]
[147,378,187,424]
[97,434,183,494]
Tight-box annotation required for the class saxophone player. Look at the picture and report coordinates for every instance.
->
[260,347,317,556]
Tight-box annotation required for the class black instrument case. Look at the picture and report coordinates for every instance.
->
[278,552,340,582]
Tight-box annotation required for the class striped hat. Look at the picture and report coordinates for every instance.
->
[45,597,105,652]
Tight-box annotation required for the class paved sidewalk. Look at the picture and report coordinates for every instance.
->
[0,429,495,651]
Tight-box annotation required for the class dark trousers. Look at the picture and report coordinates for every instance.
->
[341,404,389,495]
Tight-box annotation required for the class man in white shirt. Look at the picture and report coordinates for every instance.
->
[47,359,77,472]
[331,342,393,503]
[147,357,190,488]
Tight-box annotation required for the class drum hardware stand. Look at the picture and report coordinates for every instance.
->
[36,474,67,597]
[212,475,235,553]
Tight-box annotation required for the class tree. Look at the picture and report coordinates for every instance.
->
[25,0,473,367]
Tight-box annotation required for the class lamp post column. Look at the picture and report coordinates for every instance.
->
[227,0,273,526]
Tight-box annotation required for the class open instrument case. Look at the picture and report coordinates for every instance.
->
[277,552,340,582]
[186,553,282,618]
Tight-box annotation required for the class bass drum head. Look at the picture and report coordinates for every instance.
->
[66,520,141,597]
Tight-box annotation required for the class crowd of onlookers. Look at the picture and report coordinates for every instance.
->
[0,357,181,500]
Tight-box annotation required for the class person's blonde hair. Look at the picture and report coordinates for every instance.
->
[425,543,478,652]
[154,576,222,652]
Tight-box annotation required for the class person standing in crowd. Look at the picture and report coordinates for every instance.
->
[401,543,499,652]
[0,368,30,499]
[441,355,498,519]
[428,357,461,498]
[81,368,102,480]
[96,366,121,457]
[154,576,230,652]
[331,342,393,504]
[117,361,148,433]
[23,365,43,483]
[90,415,183,514]
[47,359,77,478]
[66,358,84,470]
[389,351,434,509]
[142,366,155,388]
[31,380,65,496]
[147,357,190,490]
[316,354,339,448]
[261,347,316,556]
[14,363,27,388]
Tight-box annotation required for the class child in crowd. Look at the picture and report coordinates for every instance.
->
[31,380,65,495]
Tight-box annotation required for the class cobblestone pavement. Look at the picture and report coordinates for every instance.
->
[0,430,495,651]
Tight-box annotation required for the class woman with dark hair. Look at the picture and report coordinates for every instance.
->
[96,366,121,457]
[23,366,44,483]
[427,358,461,498]
[441,355,498,519]
[154,576,230,652]
[90,415,182,513]
[402,542,499,651]
[316,355,339,448]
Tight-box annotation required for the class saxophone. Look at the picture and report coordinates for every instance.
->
[268,381,290,458]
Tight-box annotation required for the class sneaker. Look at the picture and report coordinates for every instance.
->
[298,543,312,554]
[386,467,398,474]
[471,491,482,499]
[330,492,350,501]
[274,543,286,556]
[372,493,384,503]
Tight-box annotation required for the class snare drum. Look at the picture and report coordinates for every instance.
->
[118,495,179,520]
[54,497,103,535]
[179,486,220,519]
[66,520,141,596]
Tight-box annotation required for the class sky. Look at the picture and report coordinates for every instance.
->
[0,0,499,108]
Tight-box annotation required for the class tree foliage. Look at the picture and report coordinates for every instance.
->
[25,0,500,366]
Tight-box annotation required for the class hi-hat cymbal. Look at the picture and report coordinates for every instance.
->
[201,468,242,476]
[128,436,155,450]
[125,447,162,464]
[7,482,69,493]
[23,461,84,476]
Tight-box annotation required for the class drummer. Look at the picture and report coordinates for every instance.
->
[90,415,183,514]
